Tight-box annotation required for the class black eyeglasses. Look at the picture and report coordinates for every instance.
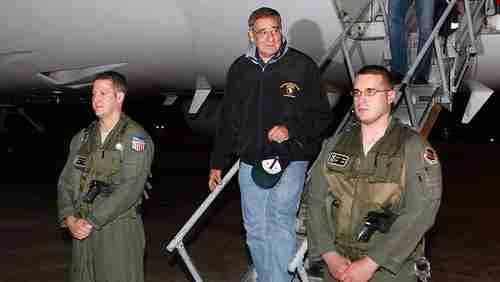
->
[350,88,392,98]
[253,27,281,39]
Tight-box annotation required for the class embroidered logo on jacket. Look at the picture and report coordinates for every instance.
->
[327,152,350,168]
[280,82,301,98]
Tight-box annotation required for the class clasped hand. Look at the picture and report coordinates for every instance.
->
[268,125,289,143]
[322,252,378,282]
[66,215,93,240]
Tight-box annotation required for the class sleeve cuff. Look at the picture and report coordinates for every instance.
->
[58,209,75,228]
[285,123,296,140]
[317,247,337,261]
[210,151,228,170]
[366,251,404,275]
[308,243,337,261]
[209,162,224,171]
[86,214,103,230]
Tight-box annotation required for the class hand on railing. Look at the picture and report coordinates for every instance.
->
[208,169,222,191]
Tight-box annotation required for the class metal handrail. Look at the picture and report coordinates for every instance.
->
[450,0,488,92]
[401,0,459,127]
[165,160,240,282]
[458,0,487,52]
[288,239,309,282]
[403,0,458,85]
[319,0,377,72]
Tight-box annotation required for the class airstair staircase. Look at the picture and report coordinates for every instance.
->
[163,0,492,281]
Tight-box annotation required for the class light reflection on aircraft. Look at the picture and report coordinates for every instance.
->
[1,0,500,134]
[1,2,500,282]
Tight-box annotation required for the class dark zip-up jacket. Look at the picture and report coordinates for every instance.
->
[210,45,331,170]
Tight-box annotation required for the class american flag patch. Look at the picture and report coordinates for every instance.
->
[131,136,146,152]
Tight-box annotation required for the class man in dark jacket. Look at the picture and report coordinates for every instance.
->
[208,7,331,282]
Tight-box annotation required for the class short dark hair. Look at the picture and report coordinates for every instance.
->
[248,7,281,29]
[357,65,393,88]
[94,71,127,94]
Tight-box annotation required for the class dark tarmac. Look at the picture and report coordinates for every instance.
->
[2,101,500,281]
[3,141,500,282]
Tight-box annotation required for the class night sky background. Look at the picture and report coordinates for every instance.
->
[0,90,498,194]
[1,90,499,281]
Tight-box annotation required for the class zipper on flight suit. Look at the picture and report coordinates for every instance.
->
[349,157,362,243]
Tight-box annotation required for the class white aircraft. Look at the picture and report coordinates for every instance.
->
[0,0,341,134]
[0,1,341,107]
[2,0,497,280]
[1,0,498,135]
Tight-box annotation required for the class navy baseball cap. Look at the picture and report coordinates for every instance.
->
[251,141,291,189]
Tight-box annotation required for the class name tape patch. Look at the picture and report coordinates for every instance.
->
[327,152,350,168]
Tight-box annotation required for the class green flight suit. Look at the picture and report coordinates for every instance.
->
[57,115,154,282]
[306,119,442,282]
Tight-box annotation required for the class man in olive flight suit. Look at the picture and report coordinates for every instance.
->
[306,65,442,282]
[57,71,154,282]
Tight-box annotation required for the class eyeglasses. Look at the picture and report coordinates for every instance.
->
[253,27,281,39]
[350,88,392,98]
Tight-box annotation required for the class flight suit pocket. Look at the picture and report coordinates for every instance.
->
[108,150,123,185]
[122,150,140,180]
[370,155,403,184]
[325,191,345,237]
[416,167,442,200]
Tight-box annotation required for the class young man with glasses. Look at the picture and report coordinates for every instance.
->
[306,65,442,282]
[208,7,331,282]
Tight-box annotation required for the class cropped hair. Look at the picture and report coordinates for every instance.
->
[248,7,281,29]
[94,71,127,95]
[357,65,394,88]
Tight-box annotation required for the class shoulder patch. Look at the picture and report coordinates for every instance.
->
[327,152,350,168]
[131,135,146,152]
[81,128,89,143]
[423,147,439,165]
[73,155,88,169]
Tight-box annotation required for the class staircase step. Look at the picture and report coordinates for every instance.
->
[393,84,440,127]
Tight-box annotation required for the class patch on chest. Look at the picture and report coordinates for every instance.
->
[73,155,88,169]
[327,152,350,168]
[280,82,301,98]
[423,147,438,165]
[80,129,89,143]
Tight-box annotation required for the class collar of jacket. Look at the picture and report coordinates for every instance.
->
[349,117,404,156]
[245,38,289,67]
